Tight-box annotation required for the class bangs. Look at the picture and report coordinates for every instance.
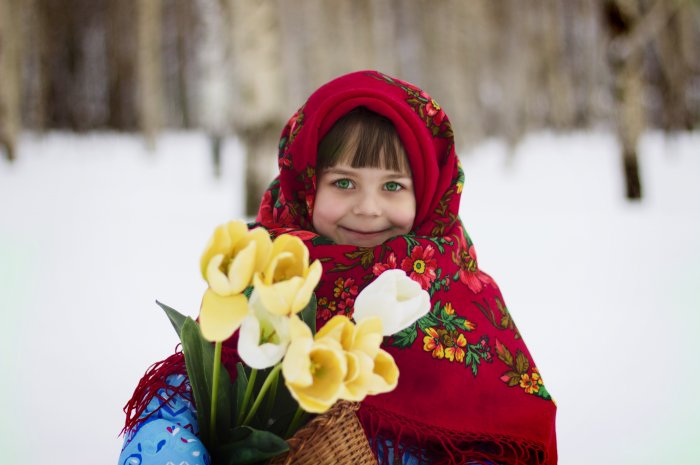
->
[317,107,410,174]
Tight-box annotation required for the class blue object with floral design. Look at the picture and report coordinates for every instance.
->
[118,374,210,465]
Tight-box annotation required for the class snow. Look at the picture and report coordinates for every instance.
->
[1,130,698,464]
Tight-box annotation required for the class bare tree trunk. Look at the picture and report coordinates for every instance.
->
[175,0,191,128]
[195,0,233,177]
[651,3,693,130]
[543,0,576,129]
[22,0,46,131]
[0,0,22,161]
[604,0,688,199]
[230,0,285,217]
[605,0,644,199]
[137,0,163,149]
[107,0,137,130]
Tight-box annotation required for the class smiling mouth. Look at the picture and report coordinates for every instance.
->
[340,226,389,236]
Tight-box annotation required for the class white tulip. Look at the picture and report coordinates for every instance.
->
[353,269,431,336]
[238,289,294,369]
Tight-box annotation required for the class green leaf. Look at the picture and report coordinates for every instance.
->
[417,303,441,331]
[471,360,478,377]
[156,300,187,336]
[505,370,521,387]
[180,318,212,446]
[515,351,530,374]
[495,340,514,367]
[180,318,233,447]
[299,293,317,336]
[232,363,248,423]
[216,426,289,465]
[391,324,418,348]
[537,384,552,400]
[465,351,473,366]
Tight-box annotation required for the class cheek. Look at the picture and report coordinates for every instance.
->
[391,196,416,231]
[311,188,340,232]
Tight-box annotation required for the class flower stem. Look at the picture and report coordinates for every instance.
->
[242,364,282,426]
[262,367,280,420]
[284,406,306,438]
[210,341,222,443]
[237,368,258,425]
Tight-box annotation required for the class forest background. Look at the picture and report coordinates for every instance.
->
[2,0,699,209]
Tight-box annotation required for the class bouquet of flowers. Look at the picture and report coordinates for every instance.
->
[157,221,430,464]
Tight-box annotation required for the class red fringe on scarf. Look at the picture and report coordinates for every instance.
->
[358,403,551,465]
[121,346,189,436]
[121,342,242,436]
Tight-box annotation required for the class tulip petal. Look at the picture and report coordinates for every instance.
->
[354,269,431,336]
[228,240,256,294]
[199,289,249,342]
[289,314,312,341]
[291,391,336,414]
[206,255,233,296]
[341,351,373,401]
[291,259,322,314]
[284,340,346,413]
[238,315,287,369]
[247,227,273,273]
[352,316,383,358]
[282,338,314,386]
[258,276,304,316]
[315,315,353,349]
[262,252,293,284]
[368,349,399,394]
[344,351,361,384]
[271,235,308,277]
[200,220,247,278]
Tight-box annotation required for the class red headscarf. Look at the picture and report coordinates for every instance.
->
[255,70,557,465]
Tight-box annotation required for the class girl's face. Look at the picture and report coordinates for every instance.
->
[312,162,416,247]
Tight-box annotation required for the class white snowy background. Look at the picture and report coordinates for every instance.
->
[0,130,698,464]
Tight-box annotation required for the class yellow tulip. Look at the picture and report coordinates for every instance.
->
[253,235,322,316]
[367,348,399,395]
[282,336,347,413]
[200,221,272,296]
[316,315,399,401]
[199,288,250,342]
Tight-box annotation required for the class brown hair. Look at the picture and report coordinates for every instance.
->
[317,107,410,173]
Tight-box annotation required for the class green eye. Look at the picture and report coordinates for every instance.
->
[334,179,353,189]
[384,181,402,192]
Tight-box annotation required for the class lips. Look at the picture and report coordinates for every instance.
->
[337,226,394,246]
[340,226,389,236]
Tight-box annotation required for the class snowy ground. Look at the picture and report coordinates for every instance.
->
[0,130,698,464]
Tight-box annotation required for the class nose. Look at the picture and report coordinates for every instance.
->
[352,191,382,217]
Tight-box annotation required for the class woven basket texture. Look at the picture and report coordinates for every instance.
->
[268,401,377,465]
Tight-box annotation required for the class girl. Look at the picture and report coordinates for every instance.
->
[120,71,557,465]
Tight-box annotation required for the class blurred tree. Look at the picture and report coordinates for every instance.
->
[4,0,700,200]
[604,0,689,199]
[195,0,233,177]
[229,0,285,217]
[137,0,163,149]
[0,0,22,161]
[107,0,138,130]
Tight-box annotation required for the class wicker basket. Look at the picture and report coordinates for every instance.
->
[268,401,377,465]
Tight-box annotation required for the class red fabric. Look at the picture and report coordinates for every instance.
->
[254,70,557,464]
